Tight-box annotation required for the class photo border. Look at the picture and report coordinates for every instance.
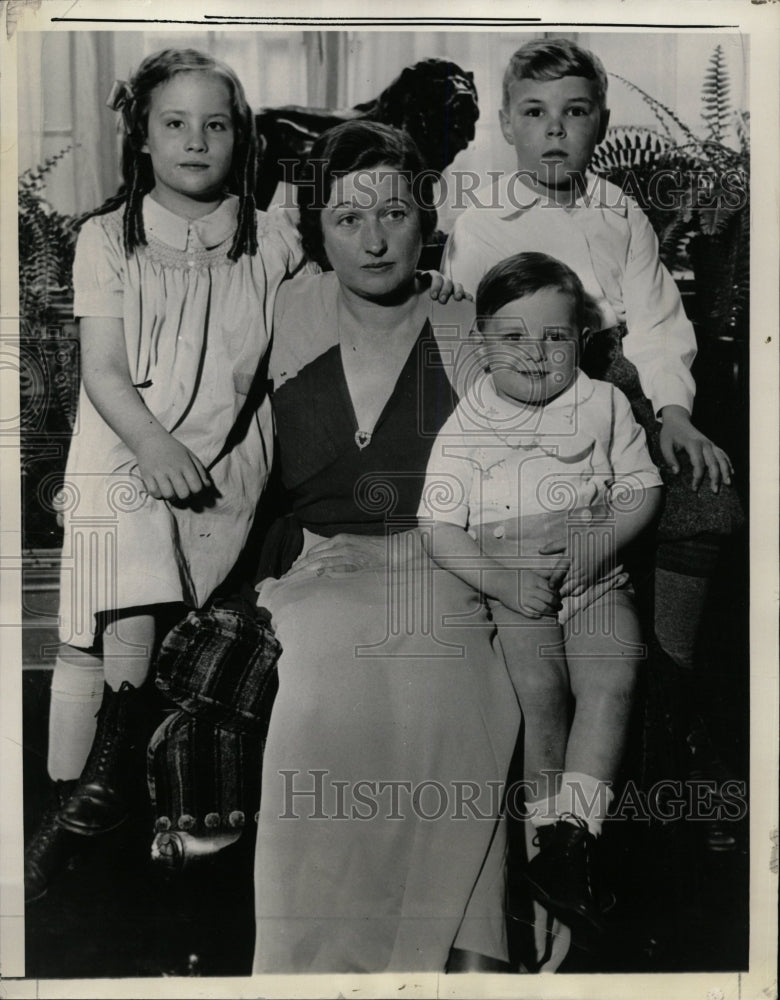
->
[1,2,777,998]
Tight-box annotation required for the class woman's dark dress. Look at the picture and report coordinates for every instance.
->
[252,274,521,973]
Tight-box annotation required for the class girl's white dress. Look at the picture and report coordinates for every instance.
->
[59,195,301,647]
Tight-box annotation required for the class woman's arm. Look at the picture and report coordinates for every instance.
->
[80,317,211,501]
[423,520,566,619]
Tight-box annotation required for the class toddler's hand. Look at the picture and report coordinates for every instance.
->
[484,566,563,619]
[136,431,211,501]
[538,535,606,599]
[417,270,473,303]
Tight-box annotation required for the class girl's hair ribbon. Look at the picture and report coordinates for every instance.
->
[106,80,136,130]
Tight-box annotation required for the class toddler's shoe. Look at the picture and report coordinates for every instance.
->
[523,814,614,937]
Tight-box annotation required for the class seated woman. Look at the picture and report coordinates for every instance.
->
[250,121,524,974]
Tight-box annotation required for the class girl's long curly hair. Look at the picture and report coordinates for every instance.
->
[82,48,258,260]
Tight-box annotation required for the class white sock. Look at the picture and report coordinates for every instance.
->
[47,652,104,780]
[558,771,614,837]
[524,795,559,828]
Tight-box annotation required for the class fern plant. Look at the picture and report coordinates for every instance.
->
[18,148,78,331]
[18,149,81,548]
[591,45,749,338]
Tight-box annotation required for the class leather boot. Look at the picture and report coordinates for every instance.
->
[24,779,79,902]
[523,815,612,936]
[57,681,138,836]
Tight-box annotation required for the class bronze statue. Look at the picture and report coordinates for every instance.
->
[254,58,479,210]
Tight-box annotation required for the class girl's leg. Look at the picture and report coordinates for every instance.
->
[48,645,104,781]
[26,644,104,901]
[27,610,166,899]
[57,611,156,836]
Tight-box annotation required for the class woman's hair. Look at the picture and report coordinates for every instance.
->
[297,120,438,269]
[476,251,601,337]
[83,48,257,260]
[502,38,608,111]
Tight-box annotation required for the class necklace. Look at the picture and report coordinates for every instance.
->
[354,430,372,450]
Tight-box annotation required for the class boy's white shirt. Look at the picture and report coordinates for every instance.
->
[442,172,697,416]
[418,368,662,527]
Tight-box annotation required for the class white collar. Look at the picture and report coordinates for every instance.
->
[463,369,595,440]
[493,172,628,222]
[143,194,239,250]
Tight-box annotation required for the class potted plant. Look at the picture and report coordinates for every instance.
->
[18,147,78,332]
[590,45,749,342]
[18,148,80,549]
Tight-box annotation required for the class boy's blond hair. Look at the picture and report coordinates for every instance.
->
[502,38,608,111]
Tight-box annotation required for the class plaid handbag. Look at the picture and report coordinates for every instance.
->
[154,604,281,736]
[148,603,279,859]
[147,710,264,840]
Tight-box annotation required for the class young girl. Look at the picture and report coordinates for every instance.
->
[23,48,309,902]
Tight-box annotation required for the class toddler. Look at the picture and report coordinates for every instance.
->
[419,251,663,940]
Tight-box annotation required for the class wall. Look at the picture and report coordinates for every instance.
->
[17,28,748,227]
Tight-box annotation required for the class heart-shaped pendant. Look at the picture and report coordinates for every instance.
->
[355,430,372,450]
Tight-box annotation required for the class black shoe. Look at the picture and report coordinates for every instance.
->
[24,780,79,902]
[57,681,139,836]
[523,816,612,936]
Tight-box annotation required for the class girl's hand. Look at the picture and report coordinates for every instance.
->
[284,533,389,579]
[136,430,211,501]
[417,270,473,303]
[659,405,733,493]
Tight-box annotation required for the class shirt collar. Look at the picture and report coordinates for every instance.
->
[496,172,628,222]
[472,368,595,431]
[143,194,239,250]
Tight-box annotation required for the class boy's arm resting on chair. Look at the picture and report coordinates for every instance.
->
[621,202,733,493]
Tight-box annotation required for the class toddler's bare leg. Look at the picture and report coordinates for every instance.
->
[563,589,643,784]
[492,605,569,801]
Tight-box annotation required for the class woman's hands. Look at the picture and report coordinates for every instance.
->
[136,430,212,501]
[283,533,390,579]
[417,270,473,303]
[659,405,733,493]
